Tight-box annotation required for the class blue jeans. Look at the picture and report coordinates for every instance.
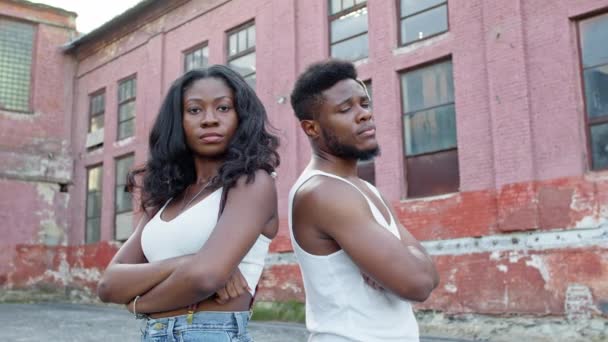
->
[141,311,253,342]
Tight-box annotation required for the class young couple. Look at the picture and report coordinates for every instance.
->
[98,60,439,342]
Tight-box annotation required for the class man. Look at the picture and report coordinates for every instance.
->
[288,59,439,342]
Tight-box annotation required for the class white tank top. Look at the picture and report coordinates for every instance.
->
[141,187,271,295]
[288,169,419,342]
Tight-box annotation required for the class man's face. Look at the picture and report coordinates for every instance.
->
[315,78,379,161]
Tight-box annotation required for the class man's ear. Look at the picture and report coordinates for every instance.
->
[300,119,320,139]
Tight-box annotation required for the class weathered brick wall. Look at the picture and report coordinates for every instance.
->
[0,0,77,286]
[2,0,607,319]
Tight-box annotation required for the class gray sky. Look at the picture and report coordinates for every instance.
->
[31,0,143,33]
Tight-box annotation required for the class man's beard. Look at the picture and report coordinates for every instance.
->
[321,127,380,161]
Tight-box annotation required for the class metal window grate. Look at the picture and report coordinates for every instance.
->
[0,18,34,112]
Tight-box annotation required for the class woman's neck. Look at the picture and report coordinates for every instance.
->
[192,156,223,184]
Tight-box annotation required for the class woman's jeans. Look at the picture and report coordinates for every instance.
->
[141,311,252,342]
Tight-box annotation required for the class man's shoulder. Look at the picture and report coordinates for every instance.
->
[293,173,365,212]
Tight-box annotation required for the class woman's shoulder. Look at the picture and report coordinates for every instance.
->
[233,169,277,192]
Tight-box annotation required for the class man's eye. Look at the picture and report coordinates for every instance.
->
[362,102,371,109]
[339,106,351,113]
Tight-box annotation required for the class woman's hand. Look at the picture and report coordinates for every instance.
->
[214,268,251,304]
[362,272,384,291]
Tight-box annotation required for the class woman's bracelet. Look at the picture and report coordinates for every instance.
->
[132,295,147,319]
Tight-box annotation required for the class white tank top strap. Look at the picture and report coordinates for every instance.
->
[361,180,396,227]
[290,169,398,238]
[148,199,172,222]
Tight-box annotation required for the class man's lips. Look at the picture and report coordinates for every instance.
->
[357,126,376,137]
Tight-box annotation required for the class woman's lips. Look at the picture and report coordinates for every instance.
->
[199,133,224,143]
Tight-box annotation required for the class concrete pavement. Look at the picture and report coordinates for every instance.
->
[0,303,472,341]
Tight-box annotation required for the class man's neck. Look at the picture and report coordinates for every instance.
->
[310,149,358,178]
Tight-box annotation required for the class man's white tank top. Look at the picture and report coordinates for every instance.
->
[288,169,419,342]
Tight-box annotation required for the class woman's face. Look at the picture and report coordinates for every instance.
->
[182,77,239,158]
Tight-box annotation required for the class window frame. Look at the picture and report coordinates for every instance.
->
[116,75,137,141]
[357,79,376,185]
[226,21,256,85]
[327,0,369,61]
[88,88,105,133]
[397,0,450,47]
[577,12,608,171]
[183,41,209,72]
[85,164,103,244]
[399,58,459,198]
[113,153,135,240]
[0,16,37,113]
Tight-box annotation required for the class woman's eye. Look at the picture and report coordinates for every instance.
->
[362,102,371,109]
[339,106,351,113]
[188,107,201,114]
[218,105,231,112]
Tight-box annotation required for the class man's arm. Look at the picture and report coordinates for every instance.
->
[379,193,440,289]
[301,178,437,302]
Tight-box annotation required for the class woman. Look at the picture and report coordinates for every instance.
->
[97,65,280,341]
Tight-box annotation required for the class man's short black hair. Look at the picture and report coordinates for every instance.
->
[290,59,358,121]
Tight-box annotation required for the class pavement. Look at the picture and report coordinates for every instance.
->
[0,303,472,341]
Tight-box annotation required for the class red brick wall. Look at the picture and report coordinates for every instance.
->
[0,0,77,276]
[2,0,608,319]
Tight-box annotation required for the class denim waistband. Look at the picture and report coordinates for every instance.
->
[143,311,250,335]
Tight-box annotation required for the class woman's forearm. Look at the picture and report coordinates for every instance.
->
[132,266,219,314]
[97,255,193,304]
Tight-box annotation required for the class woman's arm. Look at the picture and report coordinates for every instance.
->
[134,170,277,314]
[97,212,194,304]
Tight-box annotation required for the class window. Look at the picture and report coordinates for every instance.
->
[399,0,448,46]
[114,154,134,241]
[85,165,103,243]
[227,22,256,89]
[357,80,375,185]
[401,60,458,197]
[580,13,608,170]
[184,44,209,72]
[89,90,105,132]
[329,0,368,62]
[117,77,136,140]
[0,18,35,112]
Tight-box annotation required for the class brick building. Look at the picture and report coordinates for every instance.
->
[1,0,607,323]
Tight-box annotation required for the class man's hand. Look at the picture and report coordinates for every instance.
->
[214,269,251,304]
[362,272,384,291]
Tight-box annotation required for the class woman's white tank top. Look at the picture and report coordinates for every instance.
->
[141,187,271,295]
[288,169,419,342]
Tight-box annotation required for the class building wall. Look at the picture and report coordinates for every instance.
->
[0,0,77,286]
[1,0,607,318]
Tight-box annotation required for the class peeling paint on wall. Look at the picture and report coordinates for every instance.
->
[444,269,458,294]
[565,284,597,321]
[36,183,57,204]
[524,255,550,283]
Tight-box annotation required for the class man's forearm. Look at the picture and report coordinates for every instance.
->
[397,226,440,287]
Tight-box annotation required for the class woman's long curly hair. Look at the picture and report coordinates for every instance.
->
[128,65,280,215]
